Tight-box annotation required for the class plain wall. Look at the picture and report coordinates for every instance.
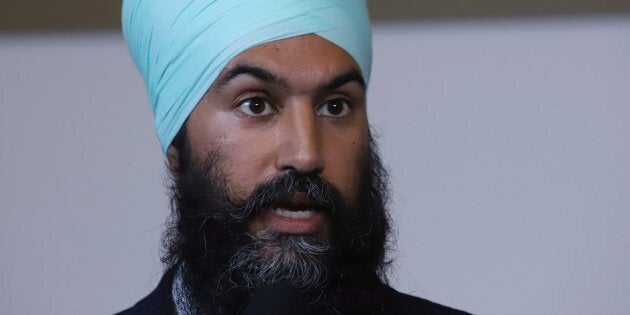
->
[1,16,629,315]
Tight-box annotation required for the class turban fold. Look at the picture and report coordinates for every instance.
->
[122,0,372,153]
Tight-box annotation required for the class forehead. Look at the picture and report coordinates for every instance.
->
[219,34,363,85]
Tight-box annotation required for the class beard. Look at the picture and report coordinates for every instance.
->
[162,128,392,314]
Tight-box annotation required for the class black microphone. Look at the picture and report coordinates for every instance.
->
[242,283,313,315]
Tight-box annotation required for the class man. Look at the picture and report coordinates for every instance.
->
[118,0,470,314]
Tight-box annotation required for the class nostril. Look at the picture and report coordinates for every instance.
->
[278,153,324,175]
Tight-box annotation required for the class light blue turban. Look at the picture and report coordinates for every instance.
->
[122,0,372,153]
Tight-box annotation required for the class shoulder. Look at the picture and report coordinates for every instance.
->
[382,286,473,315]
[113,269,176,315]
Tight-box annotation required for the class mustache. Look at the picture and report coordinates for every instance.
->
[226,170,346,222]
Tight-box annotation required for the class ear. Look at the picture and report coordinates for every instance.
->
[167,145,180,173]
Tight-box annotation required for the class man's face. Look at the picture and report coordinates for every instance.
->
[179,34,369,240]
[165,34,389,314]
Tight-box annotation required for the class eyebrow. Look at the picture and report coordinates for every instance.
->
[325,70,366,91]
[213,64,366,93]
[214,64,288,90]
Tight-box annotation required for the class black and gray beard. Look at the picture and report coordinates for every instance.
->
[162,130,392,314]
[227,233,330,292]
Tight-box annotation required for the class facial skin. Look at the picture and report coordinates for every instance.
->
[170,34,370,240]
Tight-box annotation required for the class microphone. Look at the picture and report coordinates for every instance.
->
[242,283,313,315]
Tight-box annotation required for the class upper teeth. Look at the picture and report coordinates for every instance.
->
[273,208,315,219]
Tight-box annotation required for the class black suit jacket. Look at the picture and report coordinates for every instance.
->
[116,269,471,315]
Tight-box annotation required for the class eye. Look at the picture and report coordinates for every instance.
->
[238,96,275,117]
[316,99,351,118]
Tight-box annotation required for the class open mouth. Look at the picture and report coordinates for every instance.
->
[258,194,328,234]
[272,208,317,219]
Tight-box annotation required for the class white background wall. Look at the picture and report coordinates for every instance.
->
[1,16,629,315]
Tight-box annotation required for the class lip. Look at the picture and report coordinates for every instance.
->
[248,192,330,235]
[261,206,326,235]
[255,191,328,234]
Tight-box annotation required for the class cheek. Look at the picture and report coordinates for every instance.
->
[321,127,369,202]
[213,137,275,199]
[188,111,277,199]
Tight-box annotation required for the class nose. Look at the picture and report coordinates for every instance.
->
[275,101,325,174]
